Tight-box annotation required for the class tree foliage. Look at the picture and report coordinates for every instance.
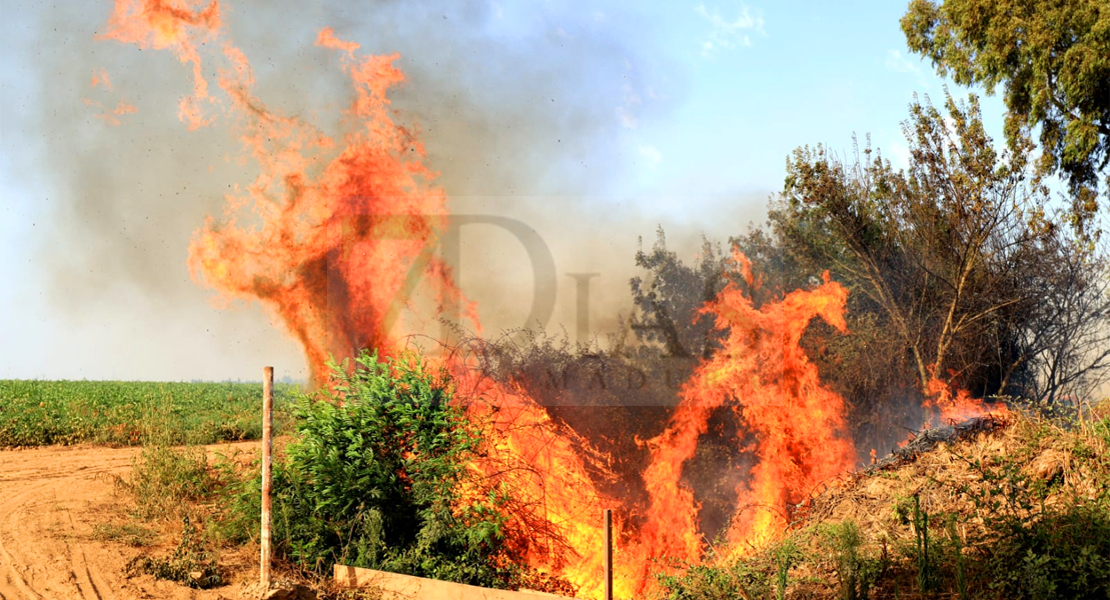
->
[629,229,731,359]
[773,91,1109,405]
[902,0,1110,231]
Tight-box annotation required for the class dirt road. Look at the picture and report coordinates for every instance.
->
[0,443,254,600]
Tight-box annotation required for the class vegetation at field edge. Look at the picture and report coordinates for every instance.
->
[0,379,298,448]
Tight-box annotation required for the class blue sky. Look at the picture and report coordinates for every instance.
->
[610,1,1004,196]
[0,0,1009,381]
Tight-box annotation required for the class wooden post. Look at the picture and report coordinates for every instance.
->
[261,366,274,587]
[604,508,613,600]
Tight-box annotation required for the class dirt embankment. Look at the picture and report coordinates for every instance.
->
[0,443,256,600]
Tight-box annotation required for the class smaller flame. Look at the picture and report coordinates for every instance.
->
[924,375,1009,425]
[100,0,222,127]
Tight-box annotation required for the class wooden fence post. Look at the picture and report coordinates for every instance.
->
[261,366,274,587]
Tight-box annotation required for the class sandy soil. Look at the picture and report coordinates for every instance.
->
[0,443,258,600]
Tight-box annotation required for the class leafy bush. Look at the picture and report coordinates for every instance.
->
[983,504,1110,600]
[773,539,799,600]
[946,414,1110,599]
[819,520,884,600]
[656,560,771,600]
[223,350,535,589]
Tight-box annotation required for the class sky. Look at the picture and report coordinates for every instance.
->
[0,0,1011,381]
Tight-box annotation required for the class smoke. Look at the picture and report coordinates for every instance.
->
[12,0,768,379]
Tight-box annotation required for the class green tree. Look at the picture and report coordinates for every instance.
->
[774,92,1109,404]
[629,228,731,359]
[902,0,1110,233]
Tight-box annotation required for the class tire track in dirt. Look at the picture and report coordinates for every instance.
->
[0,445,133,600]
[0,443,256,600]
[0,480,47,600]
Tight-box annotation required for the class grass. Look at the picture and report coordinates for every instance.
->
[92,522,157,547]
[0,379,298,448]
[119,443,224,521]
[102,413,258,589]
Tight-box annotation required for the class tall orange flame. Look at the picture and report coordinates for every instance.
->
[639,253,858,567]
[101,0,469,381]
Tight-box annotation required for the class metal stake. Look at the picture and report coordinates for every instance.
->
[605,508,613,600]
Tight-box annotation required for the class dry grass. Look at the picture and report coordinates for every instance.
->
[658,401,1110,599]
[807,410,1102,539]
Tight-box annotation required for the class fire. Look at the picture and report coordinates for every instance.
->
[84,97,137,127]
[91,69,112,90]
[97,2,1007,597]
[101,0,467,382]
[100,0,221,129]
[85,67,136,126]
[454,369,616,597]
[639,254,857,567]
[925,374,1010,425]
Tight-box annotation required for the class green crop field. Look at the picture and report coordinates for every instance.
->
[0,380,299,448]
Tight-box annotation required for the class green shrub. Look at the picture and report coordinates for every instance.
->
[983,503,1110,599]
[910,495,938,593]
[773,539,799,600]
[122,444,220,521]
[222,350,538,590]
[946,518,968,600]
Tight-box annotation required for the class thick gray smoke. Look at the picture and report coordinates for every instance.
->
[9,0,765,379]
